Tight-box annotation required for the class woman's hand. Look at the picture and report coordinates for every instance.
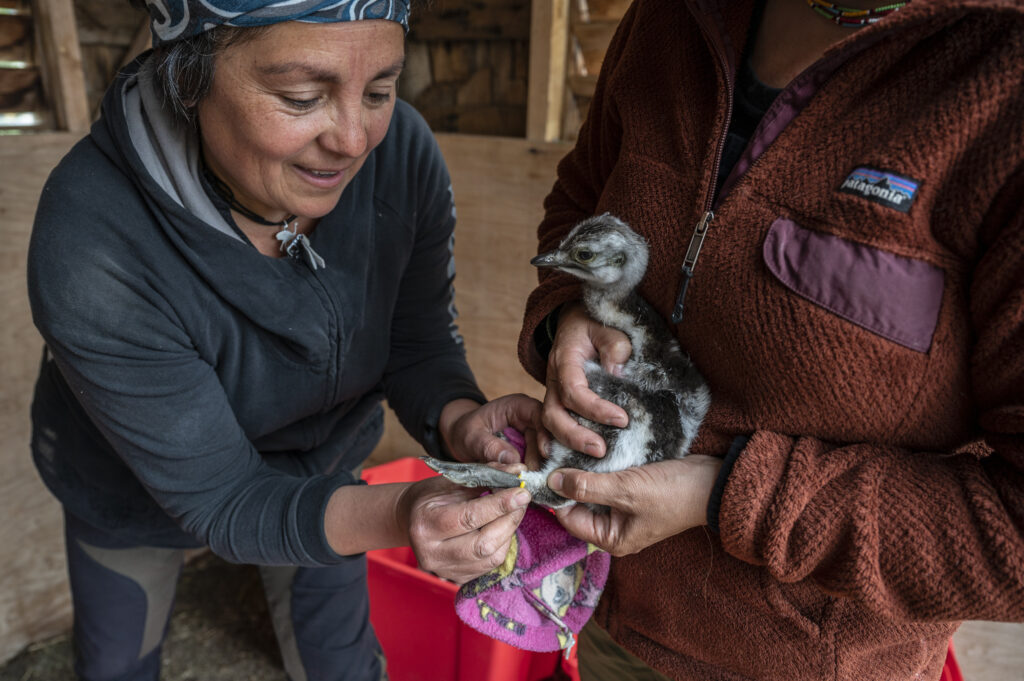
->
[400,476,531,584]
[542,302,632,458]
[547,456,723,556]
[440,394,544,465]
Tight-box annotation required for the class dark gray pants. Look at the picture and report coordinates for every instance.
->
[64,510,386,681]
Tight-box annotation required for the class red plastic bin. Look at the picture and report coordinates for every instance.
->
[941,641,963,681]
[362,457,562,681]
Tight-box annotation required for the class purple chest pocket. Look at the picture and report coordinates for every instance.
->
[762,218,944,353]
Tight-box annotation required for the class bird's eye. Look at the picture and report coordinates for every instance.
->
[574,248,594,263]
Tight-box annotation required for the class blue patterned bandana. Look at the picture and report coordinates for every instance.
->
[143,0,411,46]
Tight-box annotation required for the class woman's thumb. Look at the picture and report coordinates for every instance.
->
[547,468,608,505]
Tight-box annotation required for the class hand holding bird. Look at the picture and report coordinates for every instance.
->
[425,214,711,515]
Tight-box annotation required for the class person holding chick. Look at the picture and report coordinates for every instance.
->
[519,1,1024,680]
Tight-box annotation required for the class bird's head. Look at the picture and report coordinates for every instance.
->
[531,214,649,294]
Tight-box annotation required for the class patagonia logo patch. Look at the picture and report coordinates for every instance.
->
[839,167,920,213]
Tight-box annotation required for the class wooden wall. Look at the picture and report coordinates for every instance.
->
[1,0,92,134]
[0,2,47,130]
[74,0,148,116]
[0,130,569,664]
[401,0,531,137]
[0,131,80,665]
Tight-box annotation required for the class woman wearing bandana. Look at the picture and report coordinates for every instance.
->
[519,0,1024,680]
[26,2,540,679]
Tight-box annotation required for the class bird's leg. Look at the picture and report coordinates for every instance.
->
[523,471,576,509]
[420,457,520,489]
[420,458,575,509]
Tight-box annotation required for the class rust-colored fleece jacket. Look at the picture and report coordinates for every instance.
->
[517,1,1024,679]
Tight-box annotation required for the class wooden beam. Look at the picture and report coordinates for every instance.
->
[32,0,89,132]
[525,0,568,142]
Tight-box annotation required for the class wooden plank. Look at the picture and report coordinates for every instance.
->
[0,1,30,13]
[0,65,37,99]
[953,621,1024,681]
[411,3,531,42]
[0,13,30,51]
[430,41,475,83]
[561,87,586,143]
[491,40,529,107]
[571,19,617,76]
[88,18,150,120]
[368,133,571,464]
[32,0,89,132]
[573,0,632,23]
[567,72,597,99]
[73,0,149,46]
[0,132,80,664]
[525,0,568,142]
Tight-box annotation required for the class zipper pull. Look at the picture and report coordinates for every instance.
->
[277,219,326,271]
[671,210,714,324]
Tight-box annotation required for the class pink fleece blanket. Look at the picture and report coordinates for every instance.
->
[453,428,611,653]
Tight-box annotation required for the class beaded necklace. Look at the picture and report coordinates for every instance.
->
[806,0,908,26]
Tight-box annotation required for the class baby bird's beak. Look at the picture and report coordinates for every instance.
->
[530,251,562,268]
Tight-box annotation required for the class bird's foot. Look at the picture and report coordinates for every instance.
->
[420,457,575,510]
[421,457,521,489]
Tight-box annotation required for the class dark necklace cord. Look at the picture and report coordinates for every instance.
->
[200,155,296,227]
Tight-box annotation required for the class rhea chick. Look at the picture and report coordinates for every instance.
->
[424,214,710,509]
